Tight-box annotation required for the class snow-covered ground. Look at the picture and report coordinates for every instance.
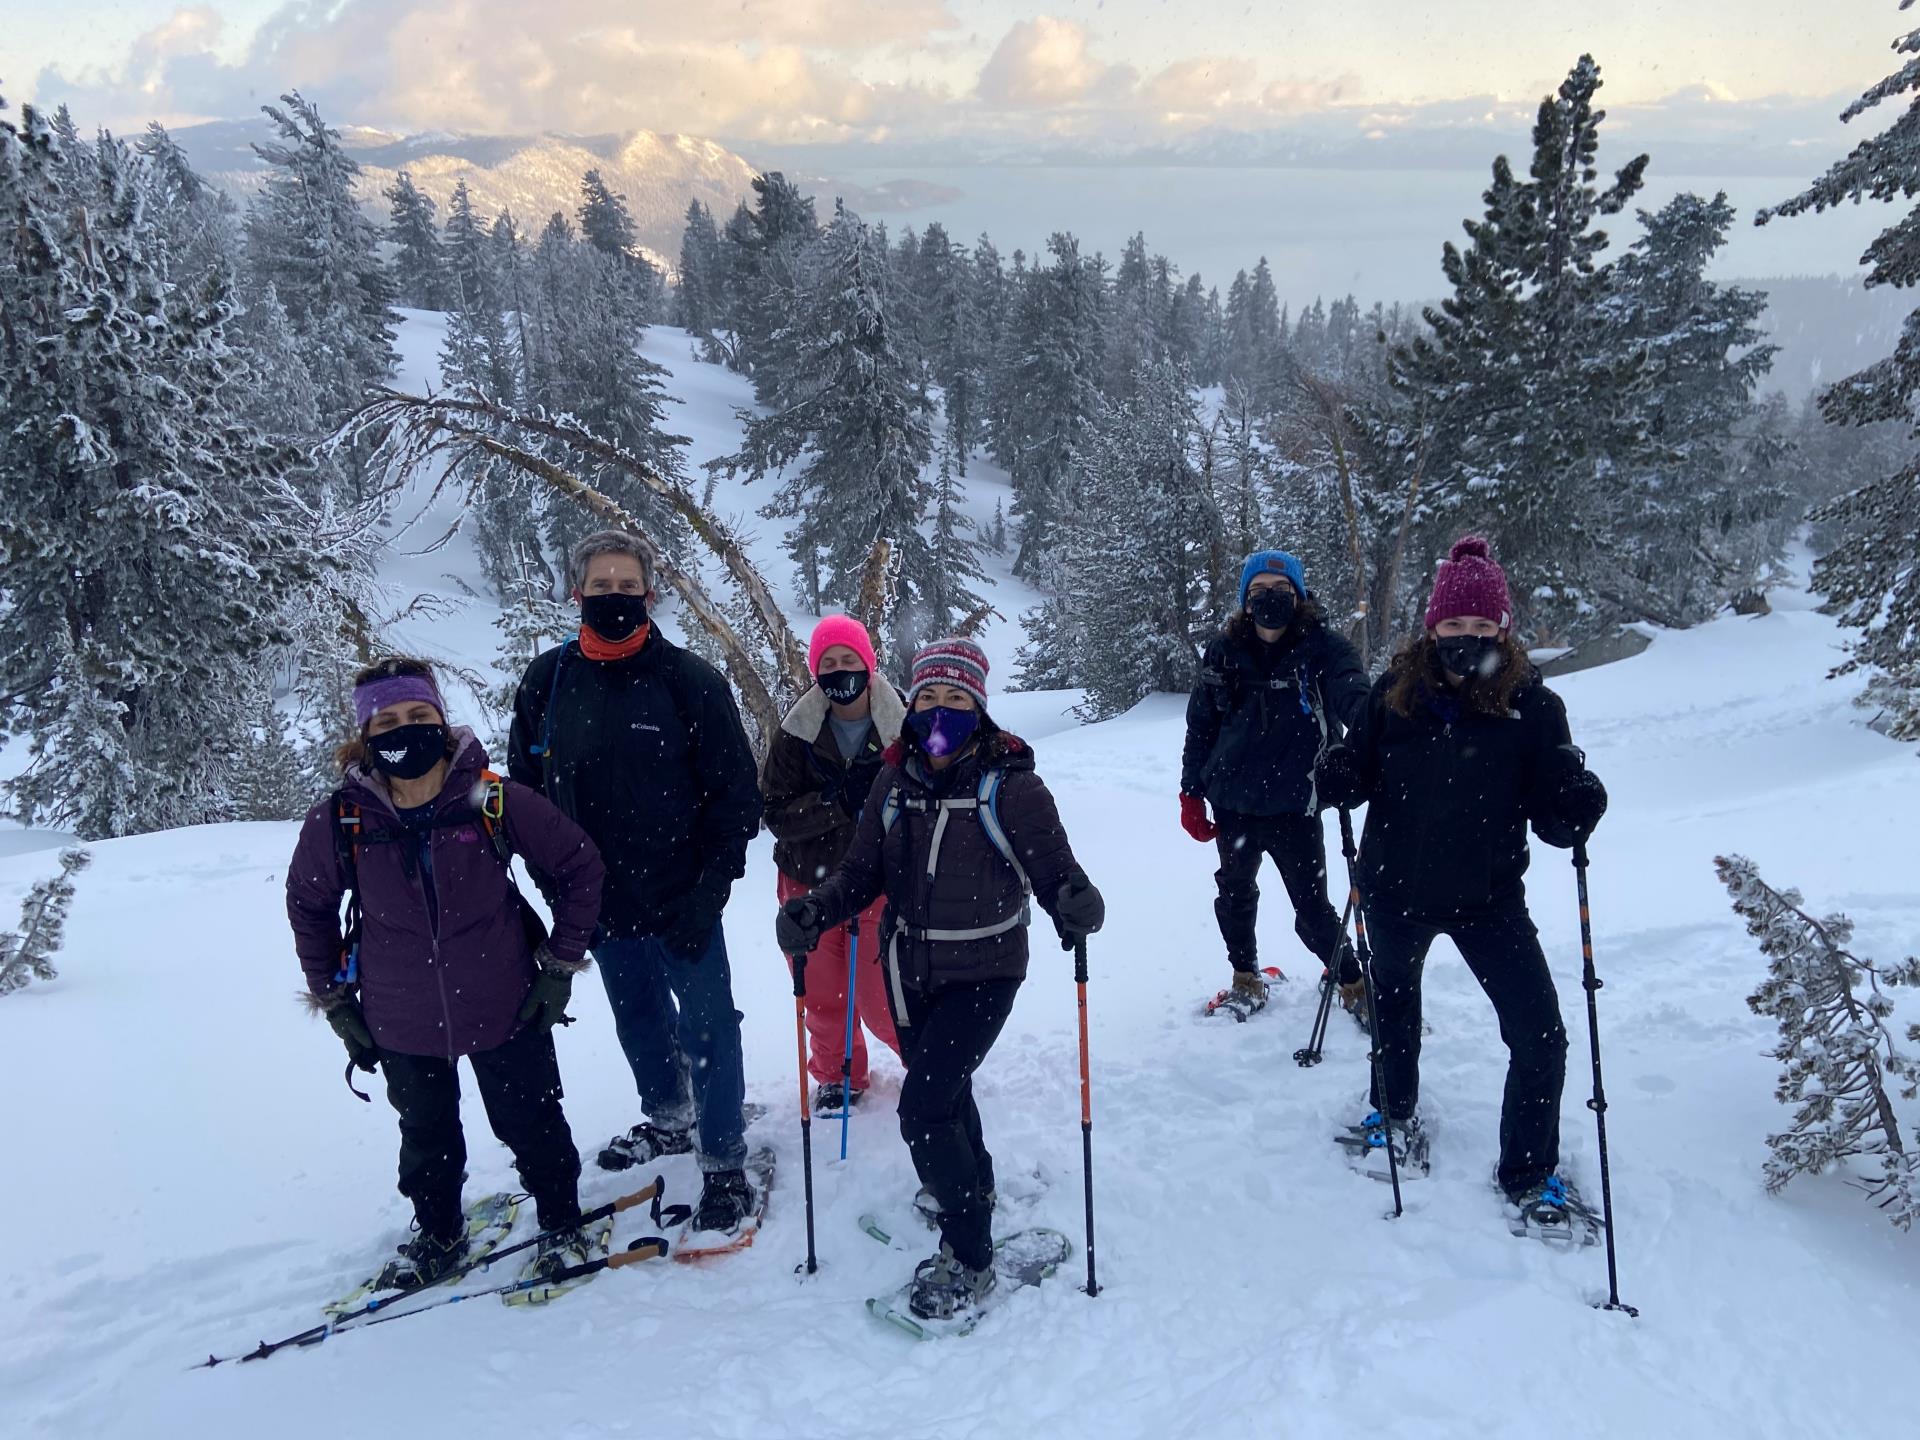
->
[5,326,1919,1439]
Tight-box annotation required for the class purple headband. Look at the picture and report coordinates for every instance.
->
[353,675,445,730]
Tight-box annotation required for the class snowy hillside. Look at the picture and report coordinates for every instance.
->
[5,323,1920,1439]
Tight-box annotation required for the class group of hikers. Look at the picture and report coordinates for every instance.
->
[286,528,1607,1325]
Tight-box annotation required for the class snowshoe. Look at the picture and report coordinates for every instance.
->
[1504,1175,1603,1250]
[1335,1110,1431,1180]
[502,1216,614,1307]
[813,1081,864,1115]
[597,1120,693,1172]
[674,1147,776,1262]
[370,1229,469,1296]
[866,1228,1072,1340]
[1203,965,1284,1021]
[324,1192,518,1318]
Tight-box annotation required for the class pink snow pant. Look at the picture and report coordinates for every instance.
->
[778,874,901,1088]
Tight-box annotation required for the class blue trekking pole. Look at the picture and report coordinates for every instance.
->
[839,921,859,1159]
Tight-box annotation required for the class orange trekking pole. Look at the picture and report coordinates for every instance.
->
[1074,938,1099,1297]
[792,950,819,1275]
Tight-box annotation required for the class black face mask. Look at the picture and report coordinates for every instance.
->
[1247,587,1297,631]
[367,723,449,781]
[1436,634,1503,682]
[581,591,648,642]
[818,668,870,706]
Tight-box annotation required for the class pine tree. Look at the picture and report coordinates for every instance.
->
[1719,854,1920,1230]
[721,202,939,647]
[1759,2,1920,739]
[385,171,448,309]
[674,199,730,358]
[0,847,92,999]
[578,168,639,260]
[724,173,821,404]
[1382,56,1653,637]
[243,92,398,421]
[2,102,316,837]
[925,427,993,642]
[919,226,988,466]
[441,181,515,401]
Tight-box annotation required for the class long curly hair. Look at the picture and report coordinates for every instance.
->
[1383,631,1532,719]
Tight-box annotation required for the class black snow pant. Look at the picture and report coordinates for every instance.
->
[379,1023,583,1238]
[1213,811,1346,975]
[1362,903,1568,1197]
[889,976,1021,1272]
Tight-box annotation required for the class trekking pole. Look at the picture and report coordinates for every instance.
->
[792,949,819,1275]
[839,922,859,1161]
[200,1236,671,1367]
[1294,883,1358,1067]
[1074,938,1100,1297]
[1339,808,1402,1218]
[1574,840,1637,1317]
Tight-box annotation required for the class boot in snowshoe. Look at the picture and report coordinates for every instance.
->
[1504,1174,1601,1249]
[505,1217,614,1307]
[1336,1109,1431,1179]
[813,1080,864,1115]
[1206,969,1271,1022]
[371,1228,469,1293]
[907,1243,998,1321]
[690,1167,754,1234]
[597,1120,692,1172]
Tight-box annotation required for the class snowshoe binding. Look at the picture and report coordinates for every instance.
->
[597,1120,693,1172]
[907,1244,997,1321]
[503,1217,614,1307]
[866,1228,1071,1339]
[369,1229,469,1295]
[813,1081,864,1115]
[1504,1175,1602,1250]
[1336,1110,1431,1180]
[325,1192,518,1318]
[1204,966,1284,1021]
[674,1147,776,1262]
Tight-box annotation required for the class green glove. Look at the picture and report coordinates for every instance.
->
[323,991,379,1072]
[516,947,576,1034]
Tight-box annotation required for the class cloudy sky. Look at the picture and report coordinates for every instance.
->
[2,1,1902,165]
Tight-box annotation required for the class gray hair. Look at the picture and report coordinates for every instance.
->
[569,530,654,591]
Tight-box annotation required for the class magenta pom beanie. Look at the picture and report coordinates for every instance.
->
[1424,536,1513,631]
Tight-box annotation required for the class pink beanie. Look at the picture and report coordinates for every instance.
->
[1424,536,1513,631]
[808,614,878,677]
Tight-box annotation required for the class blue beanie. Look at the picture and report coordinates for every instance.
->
[1238,550,1308,606]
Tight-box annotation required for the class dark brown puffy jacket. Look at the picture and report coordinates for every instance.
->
[806,724,1085,1017]
[761,681,906,885]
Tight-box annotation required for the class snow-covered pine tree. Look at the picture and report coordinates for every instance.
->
[721,202,938,648]
[1382,56,1653,640]
[442,181,515,402]
[1103,232,1173,402]
[243,92,398,421]
[1168,272,1211,381]
[385,171,449,310]
[1,103,315,837]
[723,172,819,403]
[675,199,731,360]
[0,847,92,999]
[578,168,639,260]
[1017,362,1215,716]
[993,233,1106,582]
[925,427,993,643]
[918,226,989,467]
[1608,193,1782,625]
[1718,853,1920,1230]
[1758,1,1920,740]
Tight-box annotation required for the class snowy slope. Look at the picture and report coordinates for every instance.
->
[5,332,1920,1438]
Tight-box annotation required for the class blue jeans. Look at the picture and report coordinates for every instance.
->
[593,925,748,1172]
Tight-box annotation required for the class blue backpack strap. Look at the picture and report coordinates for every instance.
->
[975,768,1030,896]
[880,783,902,835]
[527,641,575,760]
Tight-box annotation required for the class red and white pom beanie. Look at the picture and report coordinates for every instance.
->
[1424,535,1513,632]
[907,637,990,710]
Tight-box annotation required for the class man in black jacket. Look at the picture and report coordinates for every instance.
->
[509,531,762,1232]
[1180,550,1370,1017]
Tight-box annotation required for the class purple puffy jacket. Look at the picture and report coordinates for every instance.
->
[287,729,604,1058]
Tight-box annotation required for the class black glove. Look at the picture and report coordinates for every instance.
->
[777,895,827,956]
[1555,767,1609,842]
[516,947,575,1034]
[1053,871,1105,950]
[322,991,379,1072]
[1314,745,1365,811]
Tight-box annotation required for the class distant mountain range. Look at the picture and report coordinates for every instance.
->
[170,120,962,263]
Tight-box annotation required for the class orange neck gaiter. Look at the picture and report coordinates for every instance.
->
[578,621,651,662]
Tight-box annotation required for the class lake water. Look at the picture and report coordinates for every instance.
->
[829,164,1885,306]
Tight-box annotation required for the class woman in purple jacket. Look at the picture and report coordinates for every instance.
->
[287,657,605,1293]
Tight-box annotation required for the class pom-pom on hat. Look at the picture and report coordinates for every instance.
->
[1238,549,1308,606]
[807,614,878,677]
[1424,535,1512,632]
[907,637,990,710]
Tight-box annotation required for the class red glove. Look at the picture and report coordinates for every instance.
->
[1180,793,1217,843]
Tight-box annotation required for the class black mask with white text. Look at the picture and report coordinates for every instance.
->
[367,723,449,780]
[819,668,871,706]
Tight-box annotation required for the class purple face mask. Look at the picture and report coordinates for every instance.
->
[906,705,979,758]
